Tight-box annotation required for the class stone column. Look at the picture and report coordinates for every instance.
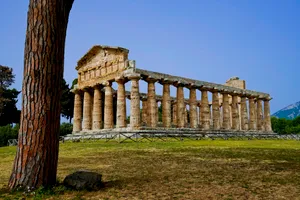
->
[197,103,201,126]
[264,99,272,132]
[103,81,114,129]
[187,88,197,128]
[249,97,257,130]
[184,103,188,126]
[256,98,264,131]
[146,78,157,128]
[172,101,177,126]
[141,98,148,126]
[201,89,210,130]
[129,74,141,129]
[73,90,83,132]
[156,100,159,124]
[175,84,185,128]
[162,82,172,128]
[222,92,230,130]
[82,88,92,130]
[240,96,249,130]
[212,91,220,130]
[231,94,240,130]
[92,85,103,130]
[115,77,127,128]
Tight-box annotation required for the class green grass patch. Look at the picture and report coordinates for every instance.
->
[1,139,300,199]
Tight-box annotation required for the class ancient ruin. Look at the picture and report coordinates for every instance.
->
[71,45,272,136]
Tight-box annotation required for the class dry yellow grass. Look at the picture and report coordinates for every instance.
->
[1,139,300,199]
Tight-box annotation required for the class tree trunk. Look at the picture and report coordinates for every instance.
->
[9,0,74,190]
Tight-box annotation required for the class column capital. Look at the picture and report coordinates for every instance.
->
[72,88,83,95]
[144,76,157,83]
[141,96,148,101]
[159,78,173,85]
[227,90,239,96]
[219,89,230,95]
[263,96,272,101]
[186,83,198,89]
[82,86,93,93]
[115,76,127,84]
[199,86,212,92]
[126,73,141,80]
[101,81,112,87]
[93,83,103,90]
[173,81,186,87]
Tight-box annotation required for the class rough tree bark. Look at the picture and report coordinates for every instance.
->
[9,0,74,189]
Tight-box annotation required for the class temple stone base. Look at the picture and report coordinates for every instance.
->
[64,130,300,142]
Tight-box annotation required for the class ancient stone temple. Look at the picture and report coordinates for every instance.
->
[71,45,272,135]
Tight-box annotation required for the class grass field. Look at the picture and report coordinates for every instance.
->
[0,139,300,199]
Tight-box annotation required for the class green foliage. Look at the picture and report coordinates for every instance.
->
[0,88,20,126]
[271,116,300,134]
[71,78,78,89]
[0,65,18,118]
[0,65,15,89]
[59,123,73,136]
[0,124,19,147]
[61,79,74,123]
[0,123,72,147]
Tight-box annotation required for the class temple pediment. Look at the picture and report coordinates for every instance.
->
[76,45,130,88]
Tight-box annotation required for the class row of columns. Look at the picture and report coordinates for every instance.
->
[73,76,272,133]
[73,74,141,132]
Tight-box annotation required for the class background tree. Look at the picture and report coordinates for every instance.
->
[0,88,21,126]
[271,116,300,134]
[0,65,15,115]
[61,79,74,123]
[9,0,74,190]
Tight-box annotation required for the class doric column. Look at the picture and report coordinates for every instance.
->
[103,81,114,129]
[146,77,157,128]
[222,92,230,130]
[249,96,257,130]
[184,103,188,126]
[240,96,249,130]
[73,90,83,132]
[231,94,240,130]
[256,98,264,131]
[175,83,185,128]
[162,81,172,128]
[212,91,220,130]
[156,100,159,124]
[82,88,93,130]
[197,102,201,126]
[115,77,127,128]
[200,89,210,130]
[92,85,103,130]
[129,74,141,129]
[189,87,198,128]
[172,101,177,126]
[264,98,272,132]
[141,97,148,126]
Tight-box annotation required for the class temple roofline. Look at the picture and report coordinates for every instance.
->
[133,67,271,99]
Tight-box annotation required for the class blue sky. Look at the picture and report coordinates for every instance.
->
[0,0,299,115]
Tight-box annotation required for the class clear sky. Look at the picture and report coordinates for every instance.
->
[0,0,299,115]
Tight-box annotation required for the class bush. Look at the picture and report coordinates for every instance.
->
[0,123,73,147]
[60,123,73,136]
[0,124,19,147]
[272,116,300,134]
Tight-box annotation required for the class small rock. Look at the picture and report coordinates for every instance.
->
[63,170,102,190]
